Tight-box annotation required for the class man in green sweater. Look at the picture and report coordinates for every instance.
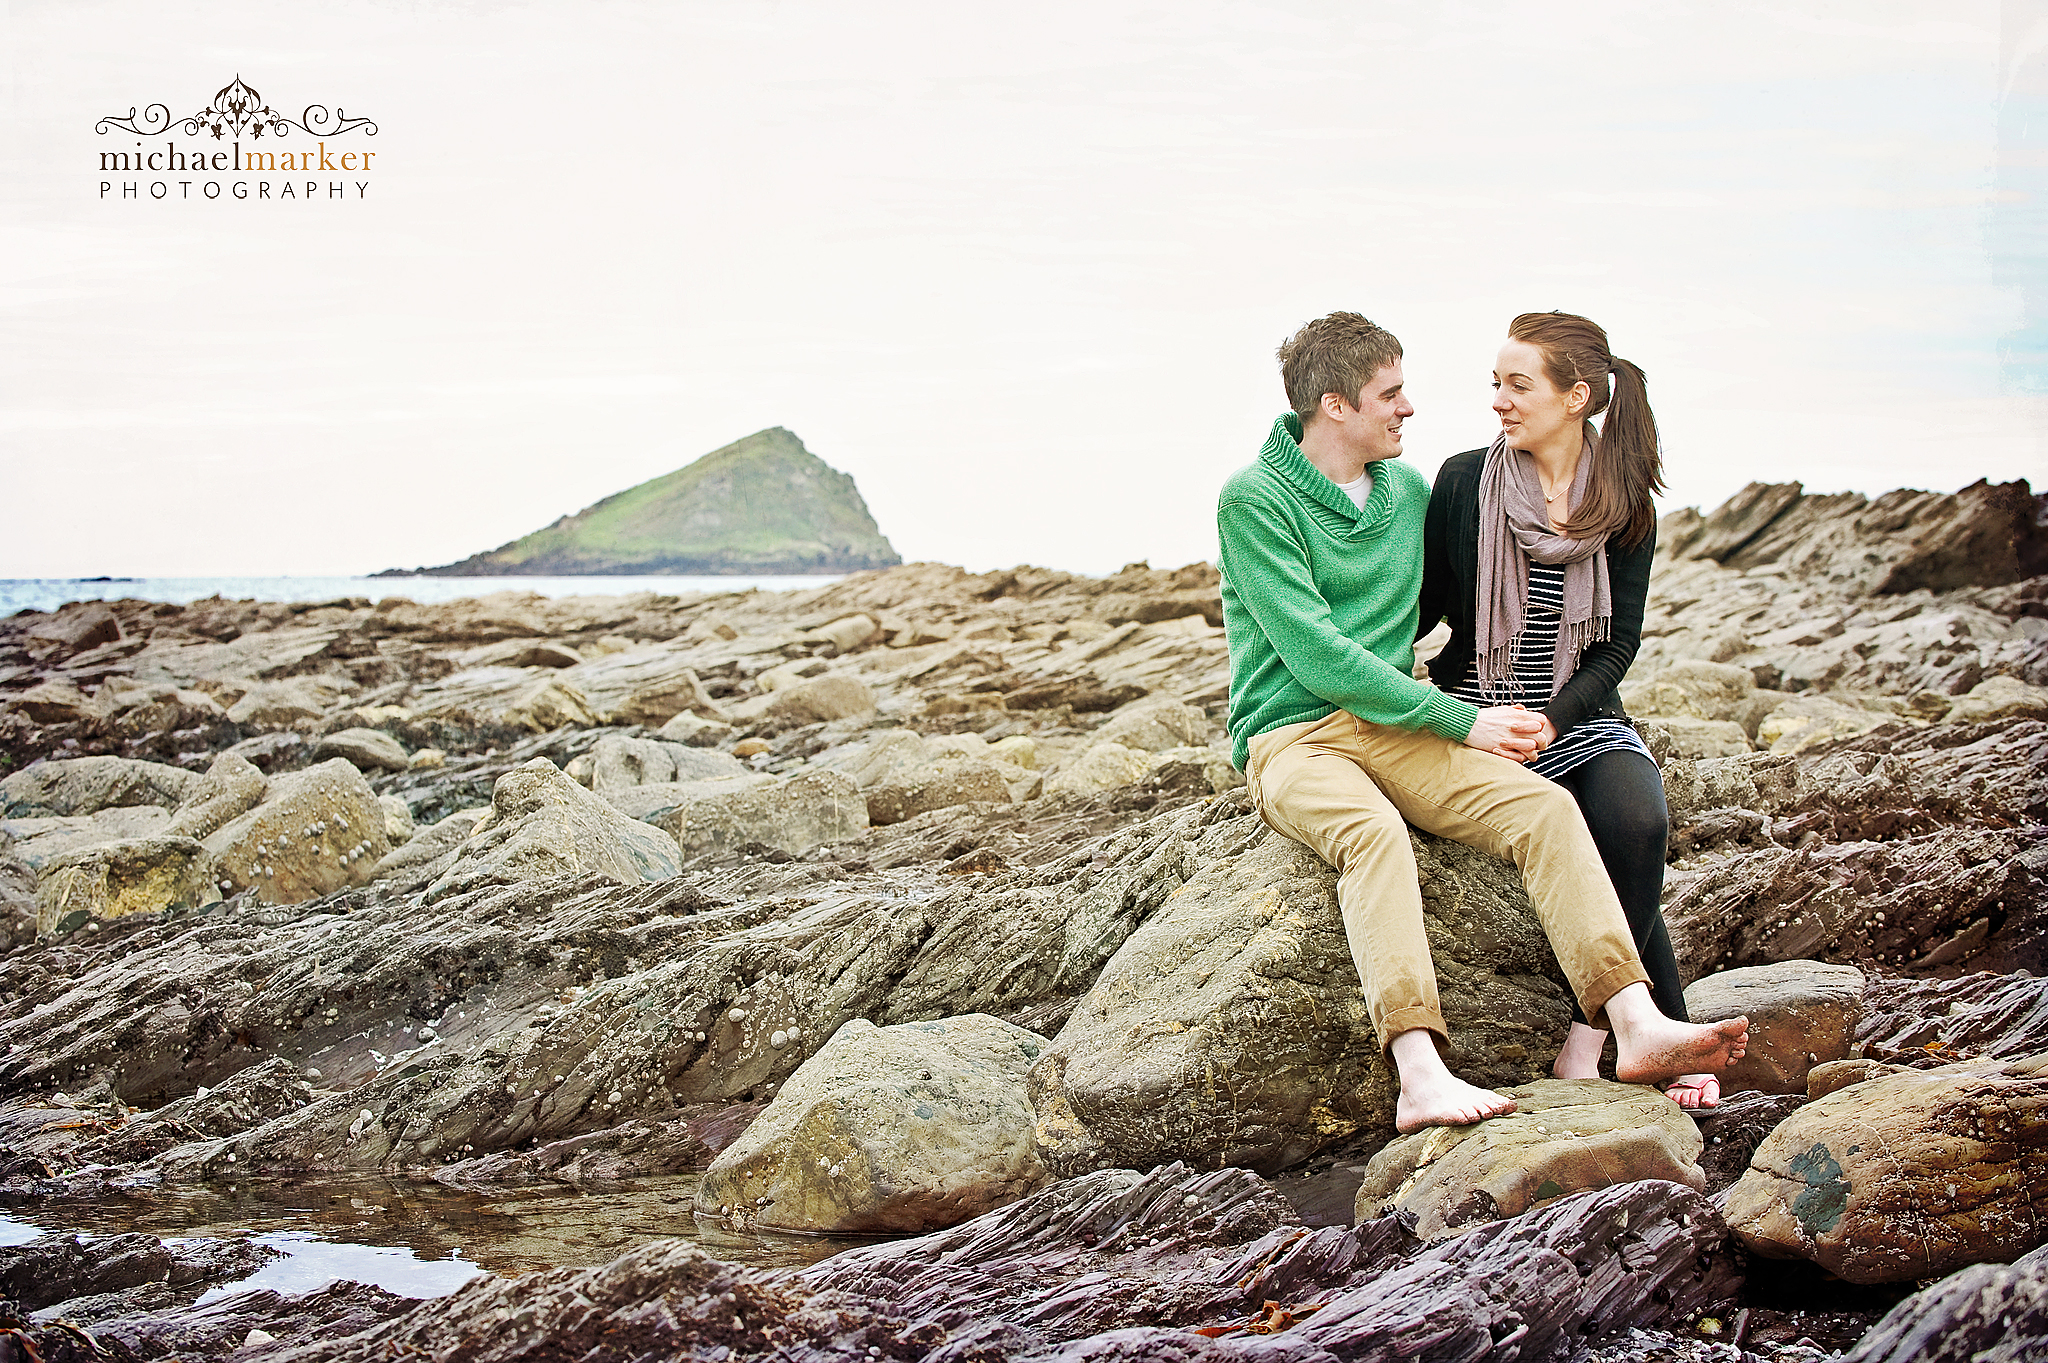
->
[1218,312,1748,1132]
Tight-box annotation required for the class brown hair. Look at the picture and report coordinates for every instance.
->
[1507,311,1664,549]
[1278,312,1403,424]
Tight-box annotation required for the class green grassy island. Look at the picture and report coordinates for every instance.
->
[383,427,901,577]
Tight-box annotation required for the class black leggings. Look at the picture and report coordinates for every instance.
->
[1551,747,1689,1026]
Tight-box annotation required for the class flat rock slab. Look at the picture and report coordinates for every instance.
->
[1684,959,1866,1094]
[0,756,204,818]
[1725,1051,2048,1283]
[1353,1078,1706,1240]
[697,1013,1051,1234]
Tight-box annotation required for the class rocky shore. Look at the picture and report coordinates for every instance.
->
[0,477,2043,1361]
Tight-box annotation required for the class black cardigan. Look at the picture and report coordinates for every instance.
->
[1416,449,1656,740]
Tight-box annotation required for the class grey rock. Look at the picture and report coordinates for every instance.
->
[34,833,218,934]
[426,758,680,902]
[697,1013,1052,1234]
[866,759,1012,826]
[162,751,268,840]
[0,756,205,819]
[312,726,411,773]
[612,768,866,860]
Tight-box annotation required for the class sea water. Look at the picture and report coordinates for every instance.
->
[0,575,845,617]
[0,1173,869,1301]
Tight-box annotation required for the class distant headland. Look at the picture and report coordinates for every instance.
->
[375,427,902,577]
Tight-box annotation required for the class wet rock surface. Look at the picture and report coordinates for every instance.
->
[0,479,2042,1357]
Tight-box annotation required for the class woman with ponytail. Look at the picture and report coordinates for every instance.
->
[1417,312,1715,1107]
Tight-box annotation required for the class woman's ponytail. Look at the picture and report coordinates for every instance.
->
[1506,312,1665,549]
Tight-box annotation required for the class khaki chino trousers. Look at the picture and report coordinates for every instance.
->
[1245,710,1648,1047]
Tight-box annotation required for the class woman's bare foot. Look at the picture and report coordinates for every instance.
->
[1664,1074,1720,1109]
[1605,984,1748,1084]
[1551,1023,1606,1081]
[1390,1029,1517,1133]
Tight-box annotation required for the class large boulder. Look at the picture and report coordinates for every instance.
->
[1636,716,1752,761]
[201,758,394,904]
[0,757,204,819]
[426,759,681,902]
[610,769,867,860]
[365,808,487,892]
[1353,1078,1706,1241]
[1683,960,1865,1095]
[1030,823,1574,1176]
[501,678,599,732]
[312,727,411,773]
[34,835,219,935]
[811,729,931,787]
[614,667,729,727]
[695,1014,1051,1234]
[1724,1052,2048,1283]
[756,675,878,725]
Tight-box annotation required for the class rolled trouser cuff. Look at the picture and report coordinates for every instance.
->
[1375,1004,1449,1053]
[1579,960,1653,1031]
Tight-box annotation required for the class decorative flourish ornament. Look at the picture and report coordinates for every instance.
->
[97,75,377,140]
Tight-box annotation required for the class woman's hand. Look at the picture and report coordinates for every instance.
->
[1534,715,1558,751]
[1464,706,1545,763]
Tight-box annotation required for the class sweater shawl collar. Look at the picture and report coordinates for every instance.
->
[1259,413,1397,540]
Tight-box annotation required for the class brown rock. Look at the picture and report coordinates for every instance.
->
[1724,1052,2048,1283]
[3,679,97,725]
[312,727,411,773]
[1353,1078,1705,1240]
[500,677,599,732]
[1806,1058,1907,1100]
[1682,960,1865,1095]
[614,667,729,726]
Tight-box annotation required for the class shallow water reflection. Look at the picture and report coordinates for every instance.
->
[0,1173,874,1300]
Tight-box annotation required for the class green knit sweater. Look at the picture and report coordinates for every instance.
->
[1218,414,1481,769]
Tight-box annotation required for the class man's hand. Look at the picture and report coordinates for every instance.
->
[1464,706,1545,762]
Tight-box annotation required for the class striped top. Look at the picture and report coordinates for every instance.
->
[1444,559,1651,781]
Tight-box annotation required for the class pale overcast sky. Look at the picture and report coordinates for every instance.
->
[2,0,2044,578]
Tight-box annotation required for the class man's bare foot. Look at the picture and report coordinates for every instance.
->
[1389,1028,1517,1133]
[1613,1015,1749,1084]
[1395,1071,1518,1133]
[1603,982,1748,1085]
[1552,1022,1606,1081]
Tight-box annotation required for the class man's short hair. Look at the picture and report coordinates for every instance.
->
[1277,313,1404,423]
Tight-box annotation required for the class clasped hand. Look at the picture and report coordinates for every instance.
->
[1462,705,1555,763]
